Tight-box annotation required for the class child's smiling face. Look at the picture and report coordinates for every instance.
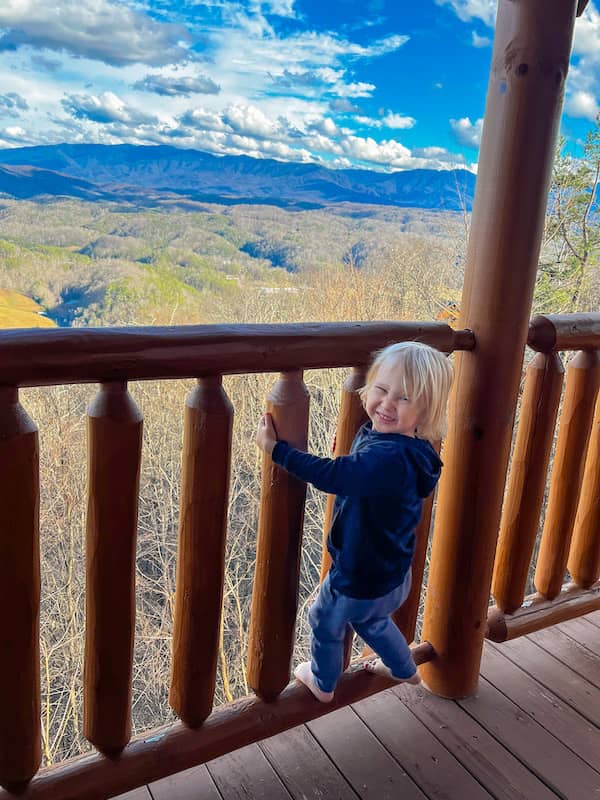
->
[364,359,423,436]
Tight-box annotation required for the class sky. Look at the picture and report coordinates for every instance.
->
[0,0,598,173]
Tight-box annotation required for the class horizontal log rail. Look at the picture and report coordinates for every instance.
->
[0,646,433,800]
[528,313,600,352]
[0,322,473,387]
[487,583,600,642]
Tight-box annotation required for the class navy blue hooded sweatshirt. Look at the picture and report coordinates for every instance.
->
[272,422,442,599]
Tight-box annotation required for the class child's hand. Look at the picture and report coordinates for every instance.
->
[256,413,278,454]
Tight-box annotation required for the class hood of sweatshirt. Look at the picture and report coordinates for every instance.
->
[358,422,442,499]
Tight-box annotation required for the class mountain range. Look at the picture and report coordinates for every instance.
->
[0,144,475,211]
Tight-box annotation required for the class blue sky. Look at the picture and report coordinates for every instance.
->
[0,0,598,173]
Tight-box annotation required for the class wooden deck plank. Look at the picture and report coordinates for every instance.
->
[558,617,600,657]
[352,689,493,800]
[307,704,427,800]
[491,636,600,726]
[206,743,292,800]
[149,764,222,800]
[481,643,600,771]
[586,611,600,628]
[111,789,153,800]
[459,677,600,799]
[259,725,359,799]
[529,626,600,689]
[395,684,559,800]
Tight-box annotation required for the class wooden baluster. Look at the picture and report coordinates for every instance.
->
[535,351,600,600]
[0,388,40,789]
[247,371,309,700]
[492,353,564,612]
[84,382,143,754]
[320,367,367,581]
[170,376,233,726]
[568,388,600,589]
[392,440,441,643]
[319,368,367,668]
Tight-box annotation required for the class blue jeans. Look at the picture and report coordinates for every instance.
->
[308,570,415,692]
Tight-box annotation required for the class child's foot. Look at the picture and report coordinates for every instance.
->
[294,662,334,703]
[364,658,421,685]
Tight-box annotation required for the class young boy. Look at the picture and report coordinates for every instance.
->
[255,341,453,702]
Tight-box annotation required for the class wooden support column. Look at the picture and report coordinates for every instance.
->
[170,376,233,726]
[0,388,40,789]
[421,0,578,697]
[247,371,309,700]
[492,353,564,612]
[84,382,143,754]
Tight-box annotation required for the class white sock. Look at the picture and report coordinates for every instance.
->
[364,658,421,685]
[294,661,334,703]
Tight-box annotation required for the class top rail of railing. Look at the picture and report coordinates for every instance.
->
[528,314,600,353]
[0,321,474,388]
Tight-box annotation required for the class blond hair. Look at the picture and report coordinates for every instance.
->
[359,341,453,441]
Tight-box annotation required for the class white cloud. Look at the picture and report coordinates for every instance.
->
[2,126,27,139]
[471,31,492,48]
[383,112,416,129]
[134,74,220,97]
[223,103,279,139]
[259,0,297,17]
[573,3,600,59]
[564,5,600,122]
[435,0,496,27]
[450,116,483,148]
[62,91,158,126]
[565,89,599,120]
[355,112,416,130]
[0,0,191,66]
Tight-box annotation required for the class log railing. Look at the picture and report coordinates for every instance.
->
[488,313,600,642]
[0,321,470,800]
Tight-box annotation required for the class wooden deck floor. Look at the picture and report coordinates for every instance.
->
[116,613,600,800]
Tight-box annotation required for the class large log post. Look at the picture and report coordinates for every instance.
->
[535,351,600,599]
[492,353,564,612]
[421,0,578,697]
[84,382,143,753]
[170,376,233,726]
[0,388,40,788]
[247,371,310,700]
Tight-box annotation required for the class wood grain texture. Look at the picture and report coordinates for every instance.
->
[421,0,578,697]
[528,313,600,352]
[247,371,310,699]
[568,389,600,588]
[486,583,600,642]
[0,388,41,788]
[170,377,233,727]
[0,322,472,387]
[84,383,143,753]
[535,351,600,599]
[492,352,563,612]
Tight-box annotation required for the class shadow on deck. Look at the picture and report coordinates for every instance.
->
[116,614,600,800]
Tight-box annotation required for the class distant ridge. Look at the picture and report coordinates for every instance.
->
[0,144,476,211]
